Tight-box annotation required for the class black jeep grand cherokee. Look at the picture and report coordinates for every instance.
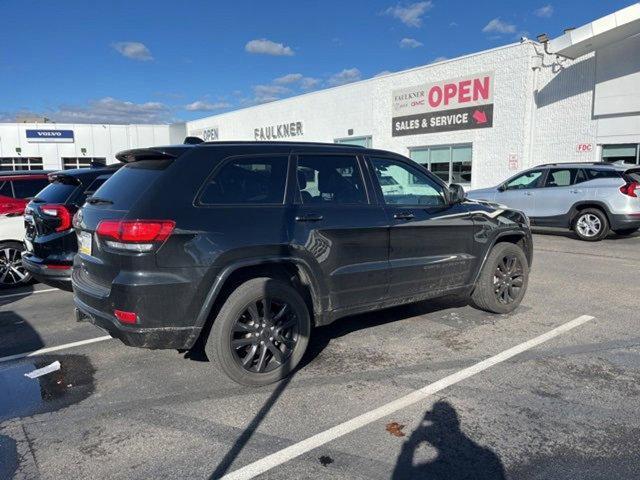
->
[72,141,532,385]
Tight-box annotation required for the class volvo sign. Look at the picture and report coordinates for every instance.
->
[26,129,75,143]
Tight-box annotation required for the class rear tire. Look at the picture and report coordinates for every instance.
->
[613,227,639,236]
[205,277,311,386]
[572,208,609,241]
[0,241,32,288]
[470,243,529,314]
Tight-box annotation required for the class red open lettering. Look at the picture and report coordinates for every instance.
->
[428,86,442,108]
[458,80,471,103]
[473,76,490,101]
[444,83,457,105]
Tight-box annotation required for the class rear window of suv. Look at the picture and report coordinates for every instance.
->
[91,159,171,209]
[33,182,78,203]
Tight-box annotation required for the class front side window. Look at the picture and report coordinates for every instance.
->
[296,155,367,204]
[371,157,445,206]
[200,155,288,205]
[0,181,13,197]
[505,170,544,190]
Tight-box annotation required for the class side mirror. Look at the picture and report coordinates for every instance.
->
[497,184,506,192]
[448,183,466,204]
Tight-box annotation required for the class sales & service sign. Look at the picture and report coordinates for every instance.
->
[392,72,494,136]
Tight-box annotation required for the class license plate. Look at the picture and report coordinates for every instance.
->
[78,231,92,256]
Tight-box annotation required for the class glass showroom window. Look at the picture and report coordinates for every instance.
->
[62,157,107,170]
[0,157,44,171]
[601,144,639,165]
[409,144,472,184]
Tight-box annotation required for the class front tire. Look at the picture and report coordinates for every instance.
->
[471,243,529,314]
[205,277,311,386]
[0,241,32,288]
[572,208,609,241]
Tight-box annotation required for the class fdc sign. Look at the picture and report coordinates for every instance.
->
[392,72,494,136]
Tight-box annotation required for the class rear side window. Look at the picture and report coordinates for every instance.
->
[544,168,580,187]
[583,169,623,180]
[12,179,49,199]
[200,155,288,205]
[34,182,78,203]
[92,160,170,209]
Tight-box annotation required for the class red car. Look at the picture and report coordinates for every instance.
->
[0,171,51,215]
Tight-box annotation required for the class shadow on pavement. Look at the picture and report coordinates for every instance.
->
[0,311,45,358]
[0,434,18,480]
[392,400,505,480]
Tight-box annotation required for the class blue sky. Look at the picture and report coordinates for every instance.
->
[0,0,634,124]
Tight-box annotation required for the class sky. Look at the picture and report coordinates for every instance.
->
[0,0,635,124]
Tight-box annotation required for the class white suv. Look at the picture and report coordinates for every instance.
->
[467,163,640,241]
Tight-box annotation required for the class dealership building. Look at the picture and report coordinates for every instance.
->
[2,4,639,189]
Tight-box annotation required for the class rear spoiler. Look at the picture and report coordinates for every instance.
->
[115,146,191,163]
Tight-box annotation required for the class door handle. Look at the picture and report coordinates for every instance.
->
[570,189,581,194]
[393,212,415,220]
[295,214,324,222]
[524,191,532,196]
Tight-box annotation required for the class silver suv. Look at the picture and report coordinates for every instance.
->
[467,162,640,241]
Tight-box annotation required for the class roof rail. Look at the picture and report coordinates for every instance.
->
[537,161,613,167]
[200,140,366,148]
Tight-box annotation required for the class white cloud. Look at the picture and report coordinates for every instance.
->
[300,77,321,90]
[384,1,433,27]
[250,84,291,104]
[112,42,153,61]
[399,37,423,48]
[327,68,362,86]
[274,73,304,84]
[431,56,448,63]
[184,100,231,112]
[449,21,458,27]
[482,18,517,34]
[3,97,172,124]
[374,70,394,77]
[245,39,294,56]
[534,4,553,17]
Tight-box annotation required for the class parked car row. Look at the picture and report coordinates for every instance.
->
[8,143,637,384]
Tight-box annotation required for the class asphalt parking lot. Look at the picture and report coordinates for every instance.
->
[1,231,639,479]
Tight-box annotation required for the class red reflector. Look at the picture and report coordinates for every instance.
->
[114,309,137,324]
[97,220,175,243]
[45,264,71,270]
[41,204,73,231]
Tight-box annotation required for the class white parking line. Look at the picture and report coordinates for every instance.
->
[0,288,60,300]
[222,314,595,480]
[0,336,112,364]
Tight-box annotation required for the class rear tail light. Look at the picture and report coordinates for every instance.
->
[619,181,638,198]
[114,309,137,324]
[96,220,175,252]
[40,204,73,231]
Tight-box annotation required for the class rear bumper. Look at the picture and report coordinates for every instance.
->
[609,213,640,231]
[74,296,200,349]
[22,253,73,291]
[71,265,204,350]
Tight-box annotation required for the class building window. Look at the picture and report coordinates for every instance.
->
[62,157,107,170]
[409,144,472,184]
[601,144,639,165]
[0,157,44,171]
[334,136,372,148]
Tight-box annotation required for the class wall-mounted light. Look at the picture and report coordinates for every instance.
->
[15,147,21,156]
[347,129,354,136]
[81,148,87,156]
[536,33,549,43]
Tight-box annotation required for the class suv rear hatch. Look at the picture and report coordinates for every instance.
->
[74,148,184,291]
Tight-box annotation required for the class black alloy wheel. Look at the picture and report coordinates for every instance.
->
[493,254,524,305]
[230,297,299,373]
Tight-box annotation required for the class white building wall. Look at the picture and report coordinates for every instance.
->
[0,123,186,170]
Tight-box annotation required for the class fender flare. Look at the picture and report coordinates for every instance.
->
[192,255,325,333]
[568,201,612,225]
[471,229,530,287]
